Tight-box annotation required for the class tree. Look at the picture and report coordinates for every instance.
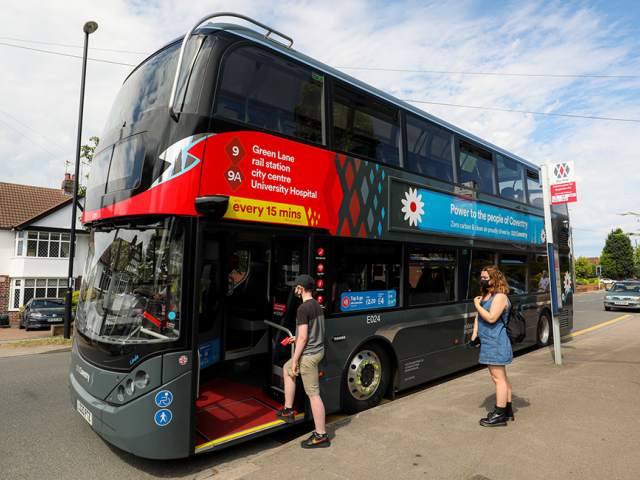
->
[77,136,100,198]
[575,256,592,279]
[634,245,640,278]
[618,212,640,236]
[600,228,634,279]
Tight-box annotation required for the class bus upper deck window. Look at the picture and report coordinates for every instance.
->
[497,154,525,203]
[526,170,543,208]
[332,85,401,167]
[216,47,324,144]
[458,140,495,195]
[406,114,454,182]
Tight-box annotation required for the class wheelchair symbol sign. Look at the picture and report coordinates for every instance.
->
[155,409,172,426]
[155,390,173,407]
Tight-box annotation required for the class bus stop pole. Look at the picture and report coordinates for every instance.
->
[541,165,562,365]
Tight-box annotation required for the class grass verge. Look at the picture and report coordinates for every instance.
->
[0,337,73,348]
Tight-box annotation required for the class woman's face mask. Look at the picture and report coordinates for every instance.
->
[480,278,490,289]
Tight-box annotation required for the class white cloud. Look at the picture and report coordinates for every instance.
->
[1,0,639,258]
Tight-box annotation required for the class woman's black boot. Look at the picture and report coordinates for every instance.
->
[480,406,507,427]
[505,402,514,421]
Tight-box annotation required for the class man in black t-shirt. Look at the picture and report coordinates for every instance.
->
[276,274,330,448]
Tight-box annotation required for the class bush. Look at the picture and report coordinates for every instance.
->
[576,278,587,285]
[72,291,80,312]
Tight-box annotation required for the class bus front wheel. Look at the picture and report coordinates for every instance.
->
[343,343,390,414]
[537,313,552,348]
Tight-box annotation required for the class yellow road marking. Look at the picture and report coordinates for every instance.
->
[195,413,305,450]
[561,314,632,340]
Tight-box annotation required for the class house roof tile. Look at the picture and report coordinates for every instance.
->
[0,182,70,230]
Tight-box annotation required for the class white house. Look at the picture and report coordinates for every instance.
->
[0,176,89,325]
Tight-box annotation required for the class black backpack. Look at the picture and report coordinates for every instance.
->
[504,302,526,345]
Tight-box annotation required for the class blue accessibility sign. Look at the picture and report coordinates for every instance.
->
[154,409,172,426]
[155,390,173,407]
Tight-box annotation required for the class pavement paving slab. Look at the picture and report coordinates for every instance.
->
[201,314,640,480]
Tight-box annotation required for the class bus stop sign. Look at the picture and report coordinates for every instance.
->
[549,161,577,205]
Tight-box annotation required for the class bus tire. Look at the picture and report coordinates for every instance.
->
[537,312,552,348]
[343,343,390,415]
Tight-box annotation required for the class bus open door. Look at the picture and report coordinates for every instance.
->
[192,228,307,453]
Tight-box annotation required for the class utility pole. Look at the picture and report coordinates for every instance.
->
[541,164,562,365]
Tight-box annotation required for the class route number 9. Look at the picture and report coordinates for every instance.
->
[232,146,239,156]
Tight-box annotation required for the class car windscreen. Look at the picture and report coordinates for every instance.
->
[32,300,64,308]
[75,217,185,369]
[611,283,640,292]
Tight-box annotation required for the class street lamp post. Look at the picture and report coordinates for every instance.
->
[64,21,98,339]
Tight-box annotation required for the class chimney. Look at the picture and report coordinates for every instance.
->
[61,173,74,196]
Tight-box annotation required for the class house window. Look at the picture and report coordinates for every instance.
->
[15,231,73,258]
[15,232,24,256]
[11,278,70,310]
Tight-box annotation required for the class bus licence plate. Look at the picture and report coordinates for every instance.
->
[77,399,93,425]
[615,301,628,305]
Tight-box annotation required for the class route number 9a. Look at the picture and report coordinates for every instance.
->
[228,171,242,182]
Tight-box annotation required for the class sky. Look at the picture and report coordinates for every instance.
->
[1,0,640,258]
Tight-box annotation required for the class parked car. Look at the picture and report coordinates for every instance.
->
[600,278,615,285]
[19,298,71,331]
[604,281,640,311]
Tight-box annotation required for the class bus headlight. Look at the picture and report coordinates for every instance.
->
[125,378,135,396]
[135,370,150,388]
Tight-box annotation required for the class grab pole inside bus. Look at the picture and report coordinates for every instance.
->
[541,164,562,365]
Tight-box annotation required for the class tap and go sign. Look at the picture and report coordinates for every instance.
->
[548,161,577,205]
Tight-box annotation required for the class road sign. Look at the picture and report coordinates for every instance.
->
[548,161,577,204]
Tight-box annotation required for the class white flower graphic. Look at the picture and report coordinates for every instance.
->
[563,271,572,293]
[401,188,425,227]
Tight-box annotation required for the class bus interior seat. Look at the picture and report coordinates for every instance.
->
[217,101,240,121]
[532,197,544,208]
[514,189,524,201]
[200,263,219,334]
[263,109,285,133]
[408,153,425,173]
[201,263,219,315]
[435,165,453,182]
[227,261,269,321]
[225,261,269,359]
[501,187,515,199]
[333,281,350,313]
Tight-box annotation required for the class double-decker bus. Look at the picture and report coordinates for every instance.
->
[70,13,573,459]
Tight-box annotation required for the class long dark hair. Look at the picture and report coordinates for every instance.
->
[481,265,510,296]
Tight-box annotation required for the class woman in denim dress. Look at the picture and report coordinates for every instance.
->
[470,265,513,427]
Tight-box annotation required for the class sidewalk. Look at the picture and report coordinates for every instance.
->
[201,314,640,480]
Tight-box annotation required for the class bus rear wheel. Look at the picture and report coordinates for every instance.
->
[537,313,551,348]
[343,343,390,414]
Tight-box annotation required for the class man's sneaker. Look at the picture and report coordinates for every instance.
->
[276,407,296,424]
[300,432,331,449]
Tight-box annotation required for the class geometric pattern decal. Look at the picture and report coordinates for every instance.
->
[334,154,388,239]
